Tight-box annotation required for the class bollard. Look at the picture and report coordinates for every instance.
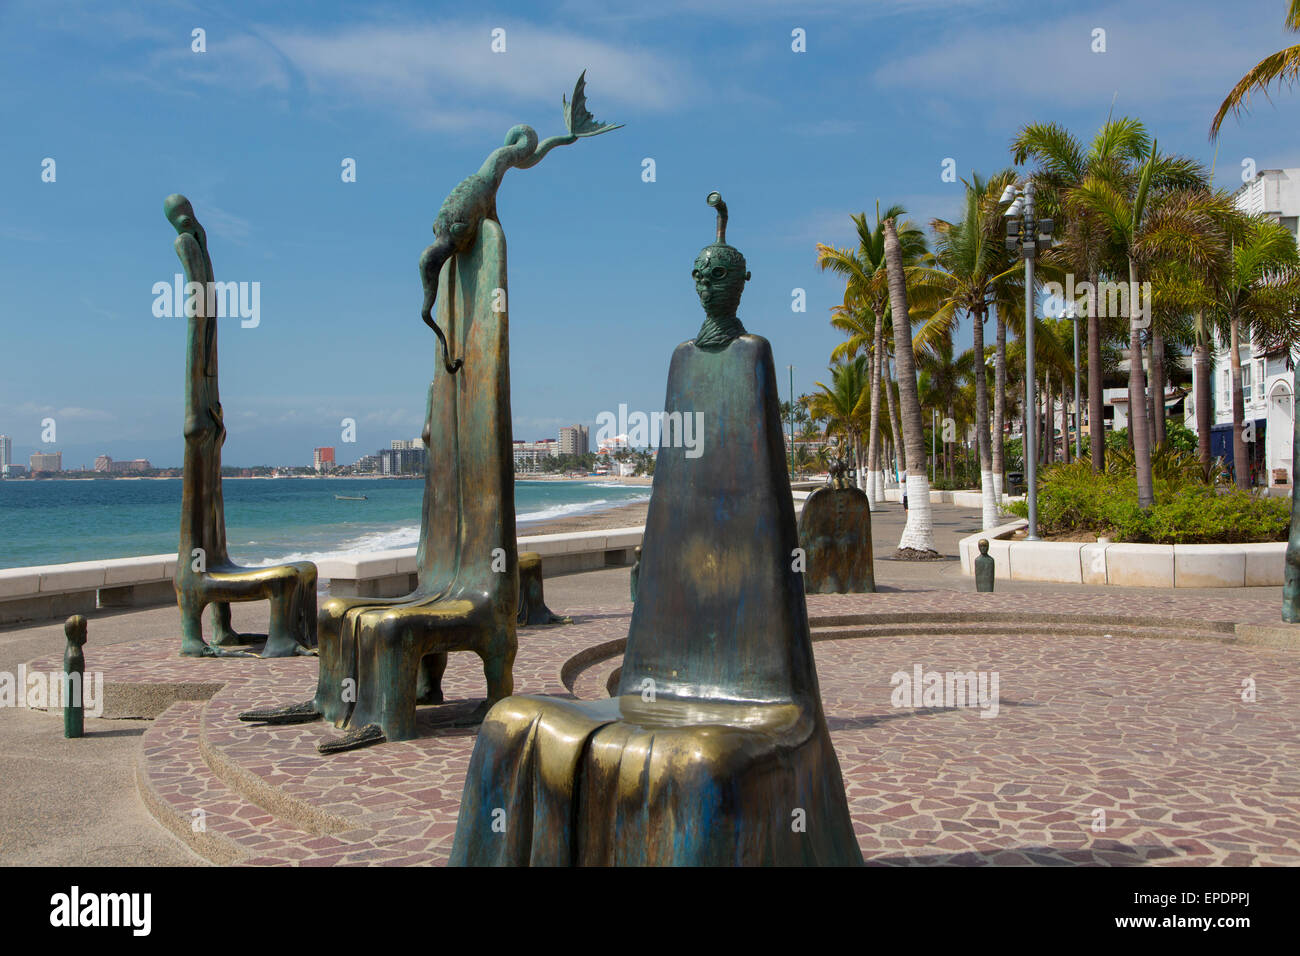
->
[974,539,995,593]
[630,546,642,603]
[63,615,88,738]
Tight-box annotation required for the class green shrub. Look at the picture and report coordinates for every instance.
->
[1007,461,1289,544]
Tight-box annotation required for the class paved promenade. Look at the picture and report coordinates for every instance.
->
[0,500,1293,866]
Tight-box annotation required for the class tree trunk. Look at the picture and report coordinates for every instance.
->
[883,218,934,552]
[972,305,997,528]
[1042,368,1051,465]
[1151,326,1167,448]
[1129,258,1155,507]
[1194,325,1212,483]
[1230,313,1249,490]
[993,303,1007,500]
[866,320,883,506]
[1062,379,1072,464]
[884,356,906,476]
[1087,270,1105,472]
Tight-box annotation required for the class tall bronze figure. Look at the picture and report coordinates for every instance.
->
[240,74,620,752]
[449,194,862,866]
[798,456,876,593]
[165,195,318,658]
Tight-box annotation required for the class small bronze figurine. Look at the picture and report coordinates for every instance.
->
[63,615,87,738]
[974,539,995,592]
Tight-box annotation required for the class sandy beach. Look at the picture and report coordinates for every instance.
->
[519,499,650,536]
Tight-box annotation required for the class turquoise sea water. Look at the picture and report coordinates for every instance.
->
[0,478,650,570]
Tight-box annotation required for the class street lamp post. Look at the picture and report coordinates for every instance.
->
[787,365,795,477]
[1001,180,1054,541]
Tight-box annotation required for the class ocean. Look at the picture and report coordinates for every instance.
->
[0,477,650,571]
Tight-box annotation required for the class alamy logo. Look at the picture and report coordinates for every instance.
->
[889,663,1000,718]
[595,403,704,459]
[0,666,103,717]
[152,274,261,328]
[1042,274,1151,329]
[50,886,151,936]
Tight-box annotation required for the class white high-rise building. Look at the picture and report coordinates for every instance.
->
[0,435,11,476]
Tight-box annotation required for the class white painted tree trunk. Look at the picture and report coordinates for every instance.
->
[898,473,935,552]
[980,468,998,530]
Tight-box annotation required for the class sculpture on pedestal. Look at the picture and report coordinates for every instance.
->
[165,195,318,658]
[240,74,619,752]
[449,193,862,866]
[798,454,876,593]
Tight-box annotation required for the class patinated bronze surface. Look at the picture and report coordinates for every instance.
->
[63,615,86,739]
[798,459,876,594]
[975,539,995,593]
[517,552,571,625]
[239,76,618,750]
[449,194,861,866]
[165,195,317,658]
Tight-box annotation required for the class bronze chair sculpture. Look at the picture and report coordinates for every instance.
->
[449,194,862,866]
[798,456,876,593]
[240,74,619,751]
[165,195,318,658]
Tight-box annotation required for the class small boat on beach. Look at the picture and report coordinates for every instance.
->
[335,494,368,501]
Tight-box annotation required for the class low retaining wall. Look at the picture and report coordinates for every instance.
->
[0,527,651,625]
[958,520,1286,588]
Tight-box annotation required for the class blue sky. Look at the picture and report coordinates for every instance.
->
[2,0,1298,467]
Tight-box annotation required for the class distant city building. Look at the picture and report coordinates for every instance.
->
[92,455,151,474]
[559,424,590,457]
[313,447,336,472]
[597,434,629,456]
[513,439,558,473]
[0,434,11,476]
[4,463,27,478]
[378,447,426,475]
[390,438,421,450]
[29,451,62,473]
[353,454,380,473]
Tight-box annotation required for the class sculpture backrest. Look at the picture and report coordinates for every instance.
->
[166,194,230,569]
[415,219,517,620]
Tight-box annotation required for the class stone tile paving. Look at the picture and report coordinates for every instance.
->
[31,589,1300,865]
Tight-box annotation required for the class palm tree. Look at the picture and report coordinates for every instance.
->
[912,170,1020,529]
[808,356,871,483]
[817,204,927,503]
[1013,117,1154,474]
[883,217,935,552]
[1211,2,1300,137]
[1068,139,1210,506]
[1206,214,1300,488]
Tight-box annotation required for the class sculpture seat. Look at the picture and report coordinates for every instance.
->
[459,693,841,865]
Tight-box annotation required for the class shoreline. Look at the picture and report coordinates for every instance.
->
[519,499,649,536]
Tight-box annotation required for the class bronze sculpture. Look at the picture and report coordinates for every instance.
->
[240,75,619,751]
[166,195,318,658]
[517,552,571,626]
[974,539,995,592]
[63,615,87,738]
[449,194,862,866]
[798,455,876,593]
